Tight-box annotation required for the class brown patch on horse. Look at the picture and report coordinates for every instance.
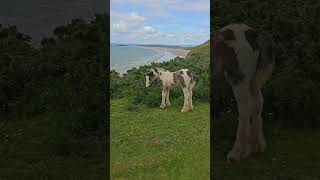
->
[256,32,275,70]
[174,72,186,88]
[213,41,244,84]
[178,75,186,88]
[245,29,259,51]
[187,70,196,83]
[220,29,236,41]
[146,70,157,85]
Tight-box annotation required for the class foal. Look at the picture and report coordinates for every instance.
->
[145,68,196,112]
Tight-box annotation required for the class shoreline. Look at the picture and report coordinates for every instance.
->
[111,45,192,74]
[136,45,191,57]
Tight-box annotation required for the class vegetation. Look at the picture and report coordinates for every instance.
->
[186,40,210,58]
[0,14,108,178]
[212,0,320,178]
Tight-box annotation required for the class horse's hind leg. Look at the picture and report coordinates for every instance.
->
[160,88,166,108]
[188,82,195,110]
[181,88,190,112]
[250,80,266,153]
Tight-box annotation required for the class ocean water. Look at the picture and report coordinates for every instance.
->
[110,44,177,74]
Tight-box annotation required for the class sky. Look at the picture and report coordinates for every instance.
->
[0,0,106,44]
[110,0,210,46]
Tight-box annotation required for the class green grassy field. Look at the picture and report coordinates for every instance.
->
[111,99,210,179]
[212,113,320,179]
[0,114,105,179]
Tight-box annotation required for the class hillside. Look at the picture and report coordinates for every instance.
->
[186,40,210,58]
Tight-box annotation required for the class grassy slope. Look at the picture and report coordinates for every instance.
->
[186,40,210,58]
[0,115,105,179]
[212,113,320,179]
[111,99,210,179]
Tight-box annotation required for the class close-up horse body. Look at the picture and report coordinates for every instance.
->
[145,68,196,112]
[212,23,275,160]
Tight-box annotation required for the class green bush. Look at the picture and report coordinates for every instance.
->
[0,14,108,136]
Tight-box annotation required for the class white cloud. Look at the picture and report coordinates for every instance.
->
[111,11,146,34]
[127,12,145,21]
[110,0,209,14]
[141,26,155,33]
[112,20,129,32]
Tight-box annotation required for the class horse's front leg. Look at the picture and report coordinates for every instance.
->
[160,88,166,108]
[227,81,252,161]
[165,88,171,107]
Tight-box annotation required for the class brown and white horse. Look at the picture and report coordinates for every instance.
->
[145,68,196,112]
[212,23,275,160]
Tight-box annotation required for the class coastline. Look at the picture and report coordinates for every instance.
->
[136,45,191,57]
[111,45,191,74]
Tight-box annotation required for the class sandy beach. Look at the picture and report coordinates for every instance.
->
[137,45,191,57]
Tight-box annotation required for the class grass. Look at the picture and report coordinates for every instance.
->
[212,113,320,179]
[0,114,105,180]
[110,98,210,179]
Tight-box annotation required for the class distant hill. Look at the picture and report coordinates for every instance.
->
[186,40,210,58]
[138,44,194,50]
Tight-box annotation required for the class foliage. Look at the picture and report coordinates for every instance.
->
[0,14,108,134]
[0,25,35,115]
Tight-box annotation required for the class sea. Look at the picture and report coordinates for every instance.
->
[110,44,181,74]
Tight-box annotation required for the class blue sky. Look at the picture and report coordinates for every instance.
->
[110,0,210,45]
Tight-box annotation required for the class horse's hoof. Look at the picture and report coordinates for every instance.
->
[181,108,188,112]
[227,144,251,161]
